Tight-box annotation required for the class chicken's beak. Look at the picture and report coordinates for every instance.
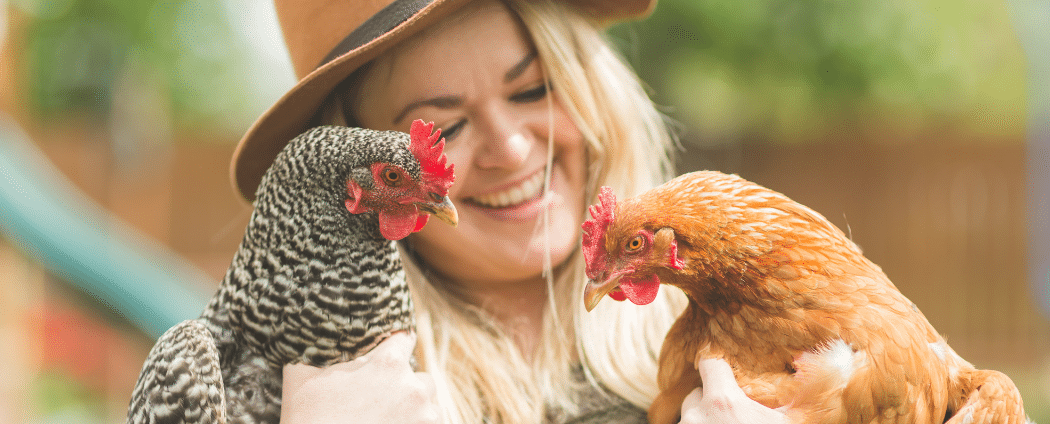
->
[583,276,620,312]
[416,195,458,227]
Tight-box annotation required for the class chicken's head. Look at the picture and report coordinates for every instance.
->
[581,186,684,311]
[344,120,458,240]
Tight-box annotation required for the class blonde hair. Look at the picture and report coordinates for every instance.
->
[326,0,686,422]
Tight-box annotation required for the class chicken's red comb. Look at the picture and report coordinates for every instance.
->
[581,186,617,280]
[409,120,455,194]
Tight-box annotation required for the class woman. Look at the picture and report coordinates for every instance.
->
[232,0,789,422]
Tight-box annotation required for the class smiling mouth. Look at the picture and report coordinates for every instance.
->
[468,170,546,208]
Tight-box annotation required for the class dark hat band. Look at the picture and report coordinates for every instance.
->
[317,0,436,69]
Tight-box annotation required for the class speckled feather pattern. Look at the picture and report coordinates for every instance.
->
[592,171,1029,424]
[127,126,421,424]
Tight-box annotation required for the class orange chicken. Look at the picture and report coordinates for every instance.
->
[582,171,1029,424]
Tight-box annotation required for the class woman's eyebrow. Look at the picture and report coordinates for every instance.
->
[504,50,538,83]
[393,96,462,125]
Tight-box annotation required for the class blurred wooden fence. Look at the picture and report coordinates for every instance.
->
[24,129,1048,367]
[1,124,1046,421]
[24,129,1050,367]
[16,124,1046,368]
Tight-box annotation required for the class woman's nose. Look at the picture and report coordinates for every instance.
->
[472,104,534,170]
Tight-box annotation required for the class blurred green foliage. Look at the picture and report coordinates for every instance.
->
[610,0,1028,144]
[13,0,261,135]
[12,0,1028,144]
[31,369,107,423]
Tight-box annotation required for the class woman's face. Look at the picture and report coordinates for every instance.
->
[352,0,587,287]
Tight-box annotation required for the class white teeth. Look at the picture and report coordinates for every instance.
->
[471,171,545,208]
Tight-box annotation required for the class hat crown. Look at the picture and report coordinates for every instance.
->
[276,0,414,78]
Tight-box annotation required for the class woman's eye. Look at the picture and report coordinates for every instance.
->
[440,119,466,141]
[510,83,549,103]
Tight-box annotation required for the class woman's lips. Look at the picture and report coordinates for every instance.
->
[467,170,545,208]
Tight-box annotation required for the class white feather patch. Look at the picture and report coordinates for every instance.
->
[929,341,947,362]
[959,406,975,424]
[793,339,867,396]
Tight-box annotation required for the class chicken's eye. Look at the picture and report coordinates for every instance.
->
[625,235,645,252]
[381,167,403,187]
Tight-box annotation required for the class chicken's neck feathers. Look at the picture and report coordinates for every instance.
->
[630,172,878,314]
[202,193,409,360]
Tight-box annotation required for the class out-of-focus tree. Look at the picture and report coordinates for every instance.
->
[13,0,289,137]
[611,0,1028,145]
[5,2,294,421]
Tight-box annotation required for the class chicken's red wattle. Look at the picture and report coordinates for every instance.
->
[619,274,660,305]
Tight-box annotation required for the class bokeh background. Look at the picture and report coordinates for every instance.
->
[0,0,1046,422]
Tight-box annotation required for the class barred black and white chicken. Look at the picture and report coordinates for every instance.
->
[126,120,457,424]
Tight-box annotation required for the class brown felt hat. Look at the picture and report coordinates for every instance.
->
[230,0,657,200]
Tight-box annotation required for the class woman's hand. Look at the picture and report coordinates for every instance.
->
[679,358,790,424]
[281,331,440,424]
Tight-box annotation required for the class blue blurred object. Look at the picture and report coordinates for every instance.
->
[0,118,212,339]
